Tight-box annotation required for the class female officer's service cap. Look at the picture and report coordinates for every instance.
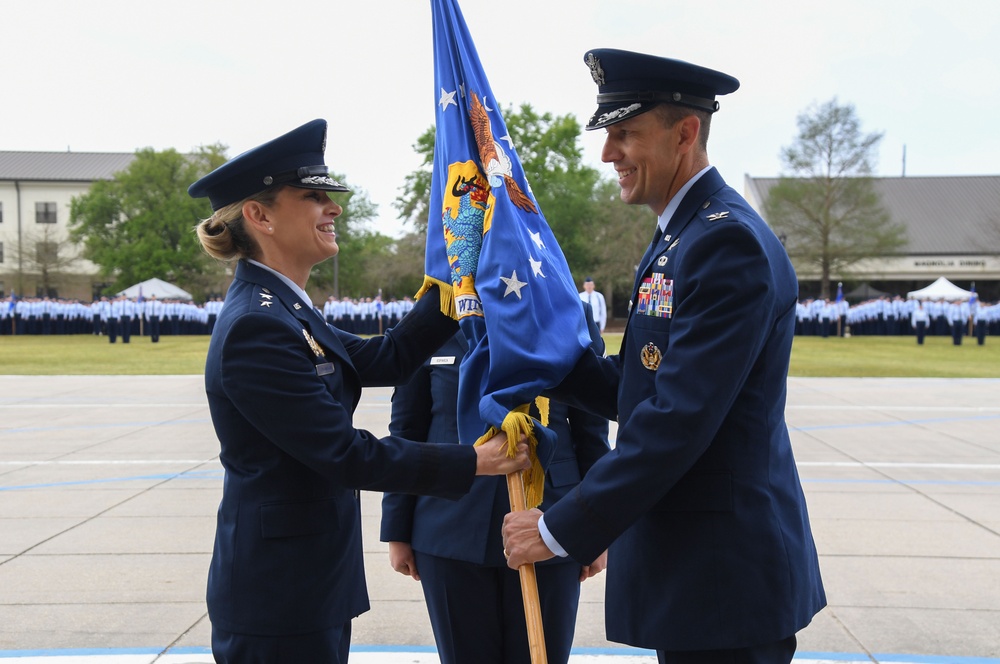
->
[188,119,349,211]
[583,48,740,130]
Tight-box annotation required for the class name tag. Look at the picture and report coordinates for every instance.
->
[430,356,457,365]
[316,362,336,376]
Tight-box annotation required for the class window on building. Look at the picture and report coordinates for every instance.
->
[36,202,58,224]
[37,241,58,264]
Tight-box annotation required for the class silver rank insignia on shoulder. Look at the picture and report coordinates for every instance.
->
[641,341,662,371]
[657,255,668,266]
[303,329,325,358]
[706,211,730,221]
[259,298,273,308]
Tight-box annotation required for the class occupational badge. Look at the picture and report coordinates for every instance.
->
[640,342,662,371]
[657,255,668,266]
[303,329,325,358]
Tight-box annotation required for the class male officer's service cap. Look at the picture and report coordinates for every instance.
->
[583,48,740,130]
[188,118,349,211]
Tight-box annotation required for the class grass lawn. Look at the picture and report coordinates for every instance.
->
[0,333,997,378]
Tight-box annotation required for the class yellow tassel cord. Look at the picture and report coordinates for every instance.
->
[415,275,457,320]
[475,405,546,509]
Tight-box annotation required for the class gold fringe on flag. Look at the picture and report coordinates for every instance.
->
[415,275,457,320]
[474,404,545,509]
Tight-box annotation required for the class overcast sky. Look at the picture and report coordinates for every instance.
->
[4,0,998,237]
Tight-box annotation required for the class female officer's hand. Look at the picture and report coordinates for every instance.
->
[474,431,530,476]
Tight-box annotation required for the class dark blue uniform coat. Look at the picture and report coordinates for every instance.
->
[546,168,826,651]
[204,260,474,637]
[380,329,610,662]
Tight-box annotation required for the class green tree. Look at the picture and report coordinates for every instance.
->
[394,104,603,275]
[69,145,227,295]
[587,178,658,315]
[764,98,907,298]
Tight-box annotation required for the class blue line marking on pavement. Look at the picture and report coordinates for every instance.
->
[0,647,998,662]
[791,414,1000,432]
[0,419,211,435]
[0,469,224,491]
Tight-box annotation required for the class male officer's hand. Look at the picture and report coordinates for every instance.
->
[502,508,555,569]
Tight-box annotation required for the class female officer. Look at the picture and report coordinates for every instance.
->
[189,119,528,664]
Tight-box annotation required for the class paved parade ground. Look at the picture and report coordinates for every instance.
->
[1,375,999,663]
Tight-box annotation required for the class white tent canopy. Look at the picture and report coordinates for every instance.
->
[906,277,972,301]
[118,277,193,301]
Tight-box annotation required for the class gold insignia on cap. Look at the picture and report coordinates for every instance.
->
[303,329,325,358]
[585,52,605,85]
[641,342,662,371]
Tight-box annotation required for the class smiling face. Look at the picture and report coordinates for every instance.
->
[600,108,704,216]
[250,186,343,286]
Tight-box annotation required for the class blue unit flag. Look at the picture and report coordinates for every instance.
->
[419,0,592,505]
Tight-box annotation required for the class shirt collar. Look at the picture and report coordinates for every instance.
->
[657,165,713,235]
[247,259,314,310]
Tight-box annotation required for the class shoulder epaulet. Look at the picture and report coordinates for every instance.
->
[253,286,281,314]
[698,197,734,223]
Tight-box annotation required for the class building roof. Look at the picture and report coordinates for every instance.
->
[745,175,1000,256]
[0,151,136,182]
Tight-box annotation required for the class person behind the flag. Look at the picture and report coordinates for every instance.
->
[189,118,529,664]
[380,301,610,664]
[502,49,826,663]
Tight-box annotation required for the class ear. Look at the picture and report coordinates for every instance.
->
[676,114,702,154]
[242,200,271,233]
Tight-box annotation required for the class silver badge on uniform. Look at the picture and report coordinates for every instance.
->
[430,356,457,365]
[657,255,668,266]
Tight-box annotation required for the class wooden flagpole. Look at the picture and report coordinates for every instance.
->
[506,470,547,664]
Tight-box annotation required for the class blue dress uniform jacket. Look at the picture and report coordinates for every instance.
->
[545,168,825,651]
[205,260,475,637]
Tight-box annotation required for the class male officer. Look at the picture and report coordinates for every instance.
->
[503,49,825,663]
